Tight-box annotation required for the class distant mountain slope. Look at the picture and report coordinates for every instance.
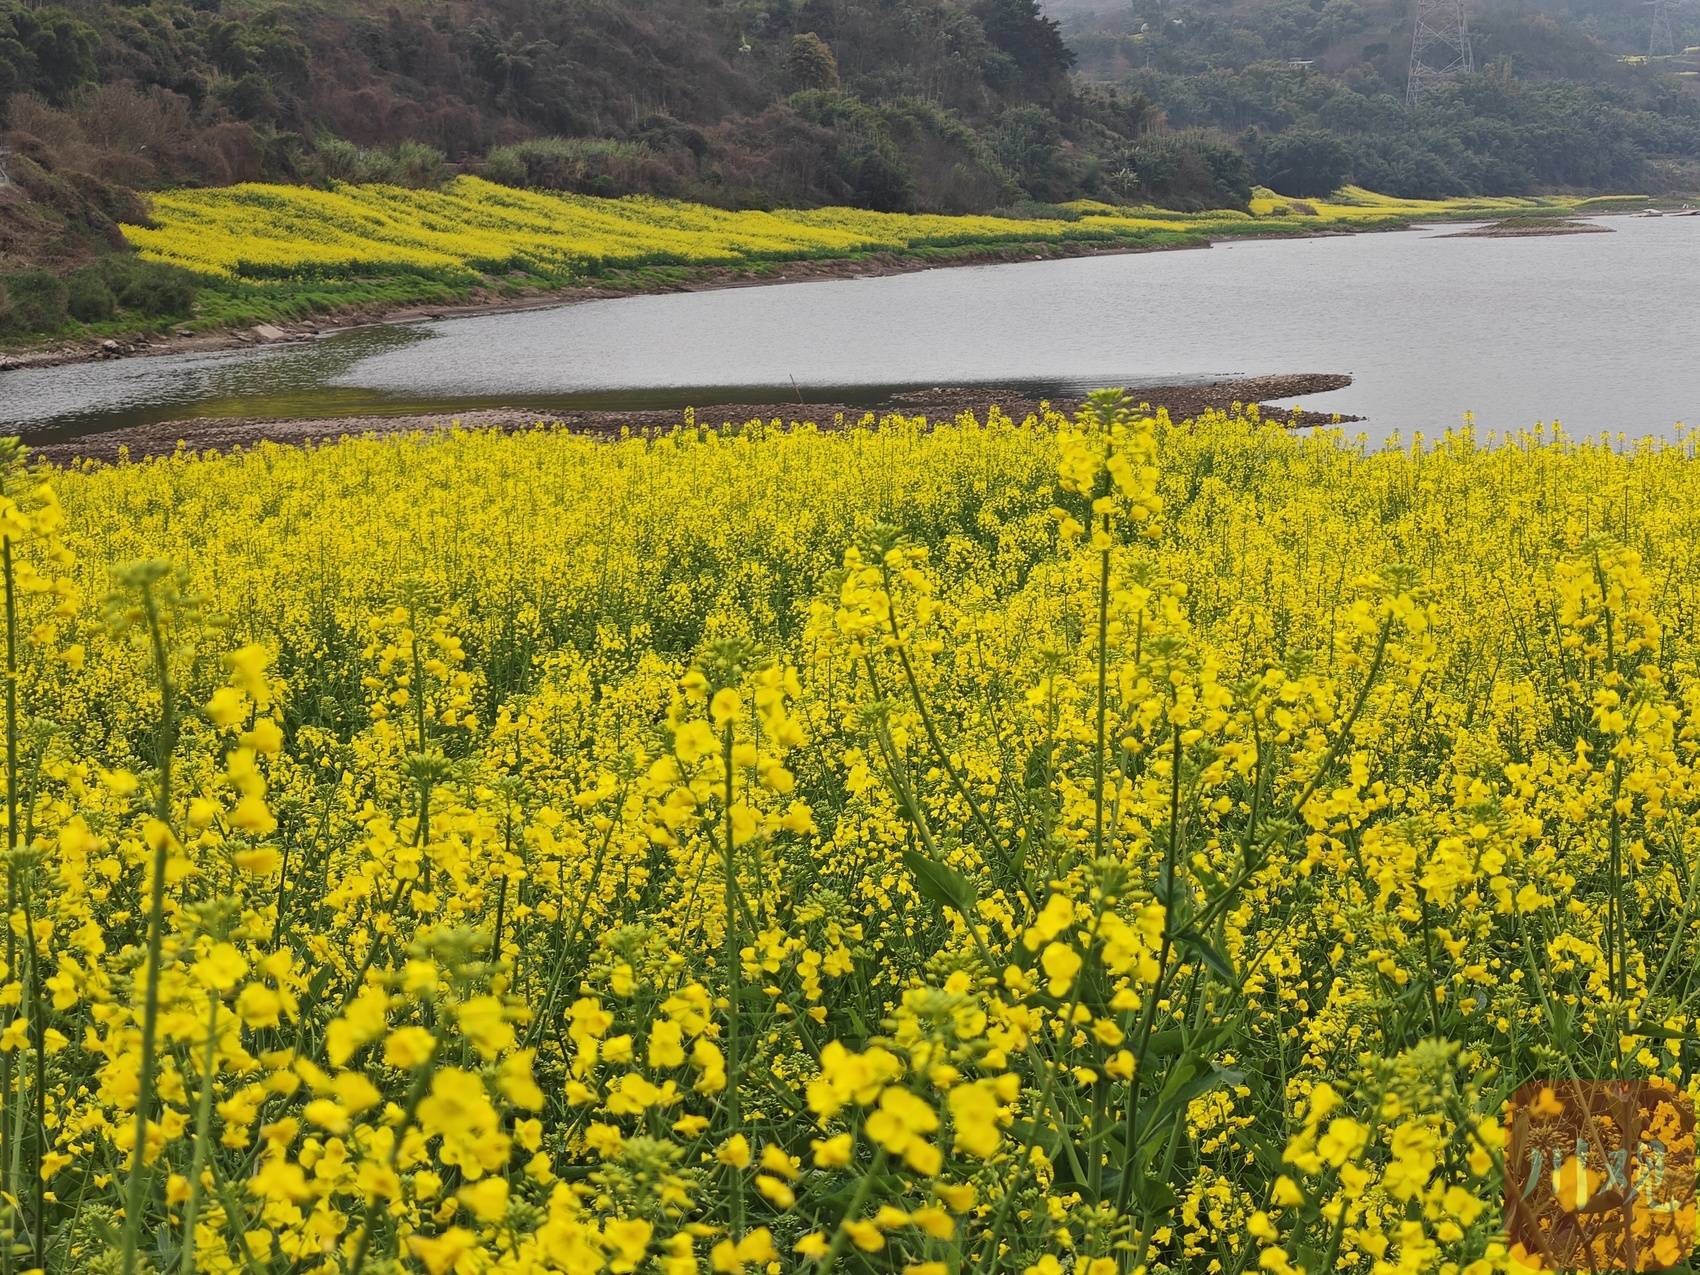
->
[1047,0,1700,195]
[1051,0,1700,69]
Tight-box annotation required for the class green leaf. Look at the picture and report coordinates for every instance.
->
[1176,925,1236,983]
[903,849,977,916]
[1143,1027,1188,1057]
[1133,1176,1179,1213]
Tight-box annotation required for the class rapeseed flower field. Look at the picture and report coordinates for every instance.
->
[120,178,1257,282]
[0,400,1692,1272]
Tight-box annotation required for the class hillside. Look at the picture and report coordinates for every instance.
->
[1051,0,1700,72]
[0,0,1241,269]
[4,0,1695,227]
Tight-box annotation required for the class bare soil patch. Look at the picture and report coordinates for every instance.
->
[1441,218,1613,238]
[31,373,1356,464]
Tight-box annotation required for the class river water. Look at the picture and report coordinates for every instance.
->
[3,215,1697,444]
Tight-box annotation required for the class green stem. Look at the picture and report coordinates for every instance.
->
[18,869,44,1265]
[877,562,1032,908]
[1092,509,1112,862]
[522,815,615,1050]
[120,579,179,1275]
[971,912,1108,1275]
[720,717,745,1235]
[179,986,223,1274]
[821,1147,885,1269]
[1418,893,1443,1038]
[409,615,430,892]
[493,801,512,957]
[4,1074,23,1254]
[0,534,16,1275]
[1117,722,1184,1222]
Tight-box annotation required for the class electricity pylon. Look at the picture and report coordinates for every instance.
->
[1407,0,1474,105]
[1648,0,1677,57]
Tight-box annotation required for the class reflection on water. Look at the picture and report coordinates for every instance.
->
[3,325,435,443]
[3,216,1697,443]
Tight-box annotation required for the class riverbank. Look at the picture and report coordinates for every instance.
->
[2,181,1626,371]
[28,372,1355,463]
[0,238,1253,372]
[0,218,1583,373]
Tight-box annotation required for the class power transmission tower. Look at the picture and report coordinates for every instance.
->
[1648,0,1677,57]
[1407,0,1474,105]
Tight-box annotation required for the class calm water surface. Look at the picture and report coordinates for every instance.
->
[3,216,1697,443]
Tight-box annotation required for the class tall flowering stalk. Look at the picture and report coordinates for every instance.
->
[110,562,189,1275]
[0,443,75,1271]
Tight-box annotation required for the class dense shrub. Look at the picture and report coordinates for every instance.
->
[1122,132,1253,209]
[65,266,114,322]
[0,2,98,106]
[0,253,198,338]
[312,137,447,188]
[834,130,916,210]
[480,137,686,196]
[106,257,197,318]
[989,104,1071,200]
[0,269,67,333]
[213,73,281,124]
[697,105,845,207]
[6,88,264,189]
[1247,129,1354,198]
[879,97,1016,212]
[9,0,1118,212]
[1116,53,1700,200]
[787,90,923,210]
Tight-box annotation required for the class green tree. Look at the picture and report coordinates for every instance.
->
[784,32,839,92]
[991,103,1069,197]
[974,0,1075,89]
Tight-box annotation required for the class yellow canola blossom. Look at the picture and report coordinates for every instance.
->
[1244,184,1592,220]
[0,401,1692,1271]
[122,176,1591,284]
[122,177,1218,281]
